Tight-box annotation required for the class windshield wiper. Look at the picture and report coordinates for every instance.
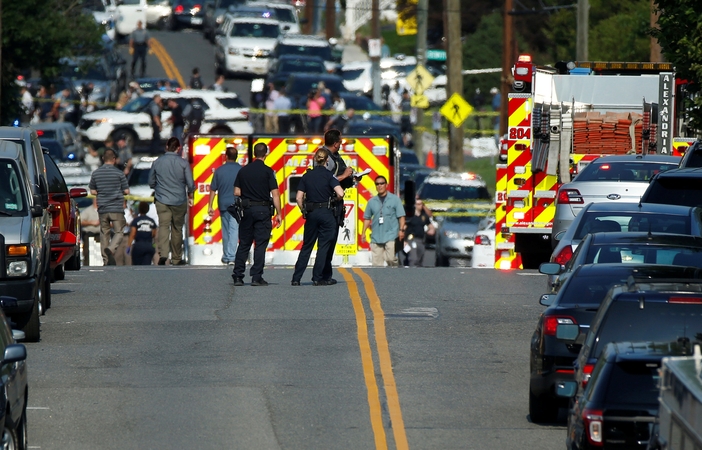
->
[0,210,15,216]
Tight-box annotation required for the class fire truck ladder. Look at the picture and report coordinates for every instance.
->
[531,103,550,173]
[546,104,562,177]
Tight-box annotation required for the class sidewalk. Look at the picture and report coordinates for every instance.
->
[341,43,369,64]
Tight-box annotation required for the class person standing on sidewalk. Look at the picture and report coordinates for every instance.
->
[231,143,282,287]
[208,143,242,265]
[129,20,150,78]
[88,149,130,265]
[361,175,405,266]
[148,137,195,265]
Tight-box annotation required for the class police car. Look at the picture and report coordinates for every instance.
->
[77,90,252,149]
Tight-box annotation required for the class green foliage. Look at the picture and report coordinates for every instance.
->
[1,0,103,124]
[381,28,416,56]
[465,156,496,197]
[462,12,501,107]
[653,0,702,135]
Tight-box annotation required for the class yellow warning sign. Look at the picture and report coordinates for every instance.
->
[410,94,429,109]
[440,93,474,128]
[405,65,434,95]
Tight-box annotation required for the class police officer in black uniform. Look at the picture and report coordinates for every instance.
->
[321,129,354,284]
[231,143,282,286]
[291,148,346,286]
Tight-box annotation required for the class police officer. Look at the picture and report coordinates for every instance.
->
[291,148,346,286]
[231,143,282,287]
[321,129,354,284]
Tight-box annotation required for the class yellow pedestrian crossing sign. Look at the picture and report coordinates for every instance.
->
[410,94,429,109]
[440,93,474,128]
[405,65,434,95]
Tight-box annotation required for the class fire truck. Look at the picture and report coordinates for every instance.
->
[185,134,399,266]
[494,55,689,270]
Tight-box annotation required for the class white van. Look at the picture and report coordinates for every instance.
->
[115,0,148,38]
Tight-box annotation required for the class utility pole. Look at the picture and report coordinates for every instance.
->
[325,0,335,39]
[0,0,3,115]
[304,0,314,34]
[414,0,428,161]
[371,0,381,104]
[446,0,463,172]
[576,0,589,61]
[650,0,662,62]
[499,0,514,137]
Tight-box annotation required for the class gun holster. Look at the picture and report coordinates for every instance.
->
[331,194,345,228]
[226,198,244,224]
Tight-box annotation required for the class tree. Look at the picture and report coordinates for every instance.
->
[653,0,702,135]
[1,0,103,124]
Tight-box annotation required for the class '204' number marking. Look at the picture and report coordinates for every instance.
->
[509,127,531,140]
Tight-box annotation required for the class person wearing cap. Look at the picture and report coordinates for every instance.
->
[208,143,242,265]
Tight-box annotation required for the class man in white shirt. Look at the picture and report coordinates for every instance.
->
[388,81,402,124]
[273,87,293,133]
[264,83,279,133]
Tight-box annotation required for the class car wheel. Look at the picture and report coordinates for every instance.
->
[529,387,558,424]
[158,16,169,31]
[43,268,52,312]
[53,264,65,282]
[111,129,137,151]
[2,415,19,450]
[66,246,81,271]
[16,295,40,343]
[17,407,26,450]
[435,248,449,267]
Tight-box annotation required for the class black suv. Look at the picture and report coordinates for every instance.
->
[677,138,702,167]
[640,168,702,208]
[565,340,694,450]
[529,263,702,424]
[562,279,702,391]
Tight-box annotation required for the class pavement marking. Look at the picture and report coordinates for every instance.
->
[149,38,186,88]
[354,268,409,450]
[338,268,388,450]
[517,272,543,276]
[27,407,50,410]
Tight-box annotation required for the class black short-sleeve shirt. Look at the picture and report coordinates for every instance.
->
[130,215,157,243]
[298,166,340,203]
[234,159,277,202]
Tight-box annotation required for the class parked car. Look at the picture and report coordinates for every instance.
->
[135,77,182,92]
[0,141,49,342]
[83,0,121,41]
[676,138,702,168]
[343,118,402,144]
[0,305,28,449]
[340,61,372,94]
[126,156,157,199]
[59,55,120,105]
[640,168,702,208]
[565,340,690,449]
[202,0,247,42]
[553,155,680,239]
[115,0,148,39]
[471,217,495,268]
[547,202,702,288]
[379,55,447,106]
[434,209,488,267]
[214,15,281,77]
[39,139,70,163]
[269,54,326,78]
[243,1,300,34]
[338,92,392,124]
[43,153,88,281]
[542,232,702,293]
[567,279,702,393]
[269,34,338,74]
[416,172,491,214]
[168,0,206,30]
[78,90,252,150]
[32,122,85,161]
[529,263,702,424]
[146,0,172,29]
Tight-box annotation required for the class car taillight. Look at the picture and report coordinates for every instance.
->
[583,407,603,446]
[175,4,184,13]
[543,316,576,336]
[474,235,490,245]
[553,245,573,266]
[241,111,249,118]
[668,296,702,304]
[582,363,595,387]
[557,189,583,204]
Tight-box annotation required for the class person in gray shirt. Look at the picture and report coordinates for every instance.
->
[88,149,130,265]
[148,137,195,265]
[129,20,150,78]
[149,94,163,154]
[273,87,292,133]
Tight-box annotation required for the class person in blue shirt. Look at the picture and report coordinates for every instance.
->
[208,143,242,265]
[361,175,405,266]
[127,201,158,265]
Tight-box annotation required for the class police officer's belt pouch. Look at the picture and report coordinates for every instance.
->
[226,200,243,224]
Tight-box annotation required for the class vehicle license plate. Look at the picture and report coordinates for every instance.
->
[191,17,203,25]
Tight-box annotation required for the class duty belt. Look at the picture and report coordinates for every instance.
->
[242,200,270,208]
[306,202,330,211]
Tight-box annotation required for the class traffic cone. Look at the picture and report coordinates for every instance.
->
[426,150,436,169]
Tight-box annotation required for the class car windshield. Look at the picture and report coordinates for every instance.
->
[219,0,243,7]
[341,68,365,81]
[420,183,490,201]
[279,60,324,74]
[61,61,108,80]
[83,0,107,12]
[605,361,661,407]
[40,140,64,162]
[278,43,332,60]
[128,168,151,187]
[121,97,153,113]
[443,215,483,225]
[0,160,27,215]
[593,301,702,357]
[270,7,295,23]
[643,177,702,207]
[231,22,279,38]
[575,161,678,182]
[559,273,631,305]
[574,213,690,239]
[585,244,702,266]
[235,9,275,19]
[217,97,244,109]
[44,154,68,193]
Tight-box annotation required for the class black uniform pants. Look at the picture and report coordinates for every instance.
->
[322,221,339,280]
[131,44,147,77]
[151,123,161,154]
[233,206,272,280]
[131,242,155,265]
[292,208,336,282]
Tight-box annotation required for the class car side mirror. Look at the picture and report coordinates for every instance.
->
[539,294,557,306]
[555,381,577,398]
[70,188,89,199]
[556,323,579,341]
[539,262,562,275]
[31,195,44,218]
[2,344,27,364]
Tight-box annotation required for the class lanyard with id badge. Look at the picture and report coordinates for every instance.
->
[378,195,386,224]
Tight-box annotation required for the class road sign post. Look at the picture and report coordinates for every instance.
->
[433,112,441,169]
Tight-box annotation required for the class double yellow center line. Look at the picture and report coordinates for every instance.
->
[148,38,186,89]
[339,268,409,450]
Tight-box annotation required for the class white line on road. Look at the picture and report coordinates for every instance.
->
[518,273,544,276]
[27,407,50,410]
